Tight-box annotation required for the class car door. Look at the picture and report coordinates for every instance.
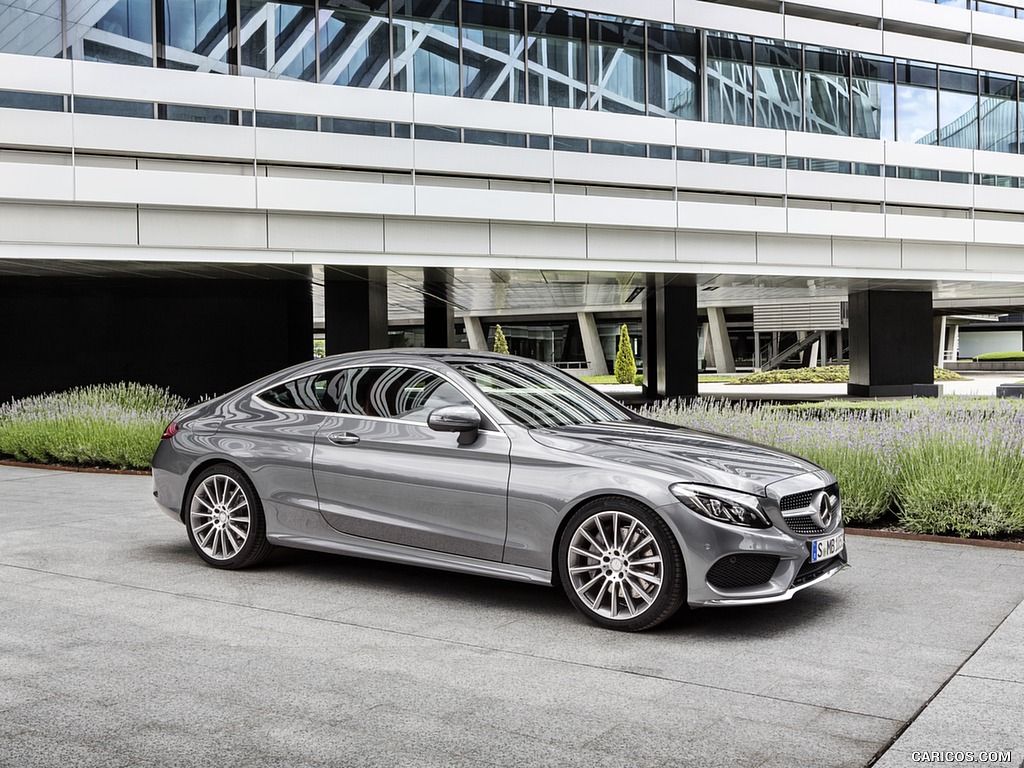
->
[312,365,512,561]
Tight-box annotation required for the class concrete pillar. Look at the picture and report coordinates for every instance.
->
[423,267,455,348]
[0,269,313,403]
[576,312,609,377]
[324,266,388,355]
[848,290,936,397]
[934,315,948,368]
[643,274,698,399]
[464,316,488,351]
[700,323,713,370]
[706,307,735,373]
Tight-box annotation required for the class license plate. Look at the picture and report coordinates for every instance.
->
[810,531,845,563]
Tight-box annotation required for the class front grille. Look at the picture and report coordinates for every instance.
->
[793,554,842,586]
[785,515,828,536]
[780,490,814,512]
[706,554,780,589]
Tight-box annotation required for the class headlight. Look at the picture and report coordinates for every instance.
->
[671,483,771,529]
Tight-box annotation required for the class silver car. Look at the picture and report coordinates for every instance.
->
[152,350,847,631]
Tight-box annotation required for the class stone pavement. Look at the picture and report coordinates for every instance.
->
[1,466,1022,768]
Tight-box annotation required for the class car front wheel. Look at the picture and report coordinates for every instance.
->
[185,464,272,569]
[558,498,686,631]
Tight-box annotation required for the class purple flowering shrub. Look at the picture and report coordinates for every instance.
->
[642,398,1024,538]
[0,383,186,470]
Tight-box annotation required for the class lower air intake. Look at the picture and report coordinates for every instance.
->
[706,554,780,589]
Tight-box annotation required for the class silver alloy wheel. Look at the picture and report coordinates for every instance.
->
[189,474,252,560]
[566,510,664,620]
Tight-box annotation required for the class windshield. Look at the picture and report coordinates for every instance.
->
[451,359,632,429]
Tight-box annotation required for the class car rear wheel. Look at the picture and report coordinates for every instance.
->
[185,464,272,569]
[559,498,686,631]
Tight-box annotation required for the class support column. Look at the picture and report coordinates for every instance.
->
[324,266,388,355]
[706,307,735,373]
[464,316,488,351]
[576,312,609,377]
[848,290,936,397]
[934,315,948,368]
[642,274,698,399]
[643,277,659,400]
[423,267,455,348]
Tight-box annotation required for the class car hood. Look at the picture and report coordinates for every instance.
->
[528,420,821,496]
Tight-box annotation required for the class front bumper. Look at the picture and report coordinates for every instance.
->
[658,500,849,608]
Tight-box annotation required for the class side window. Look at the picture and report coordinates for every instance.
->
[337,367,471,422]
[258,370,348,411]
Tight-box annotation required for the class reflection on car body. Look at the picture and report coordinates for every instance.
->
[152,350,847,631]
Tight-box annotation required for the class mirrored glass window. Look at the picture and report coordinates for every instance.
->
[0,90,64,110]
[707,32,753,126]
[939,66,978,148]
[67,0,152,66]
[647,23,698,121]
[979,73,1016,153]
[588,14,645,115]
[462,0,525,103]
[320,0,391,89]
[851,53,894,141]
[896,60,938,144]
[526,5,586,108]
[805,47,849,135]
[337,367,468,422]
[240,0,316,81]
[755,39,802,131]
[976,1,1014,15]
[0,0,63,57]
[161,104,239,123]
[160,0,232,72]
[393,0,460,96]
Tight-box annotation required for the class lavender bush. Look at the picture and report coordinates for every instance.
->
[0,383,186,470]
[642,398,1024,538]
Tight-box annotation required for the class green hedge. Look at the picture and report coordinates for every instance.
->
[642,397,1024,538]
[0,383,186,470]
[729,365,964,385]
[974,351,1024,361]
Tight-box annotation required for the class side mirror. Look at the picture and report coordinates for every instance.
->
[427,405,481,445]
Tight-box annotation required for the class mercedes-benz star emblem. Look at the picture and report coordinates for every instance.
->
[818,493,833,529]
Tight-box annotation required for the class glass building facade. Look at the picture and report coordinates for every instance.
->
[2,0,1024,155]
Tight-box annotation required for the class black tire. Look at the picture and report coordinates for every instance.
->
[558,497,686,631]
[184,463,273,570]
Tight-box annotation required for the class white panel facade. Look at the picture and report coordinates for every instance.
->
[757,235,833,267]
[139,210,268,249]
[587,227,675,263]
[385,219,490,255]
[0,162,74,202]
[0,203,137,244]
[832,239,902,270]
[902,242,968,271]
[267,214,384,253]
[4,0,1024,290]
[490,223,588,259]
[676,232,757,264]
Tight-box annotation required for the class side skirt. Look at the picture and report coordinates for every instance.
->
[268,531,554,587]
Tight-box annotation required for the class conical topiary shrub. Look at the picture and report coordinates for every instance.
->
[493,324,510,354]
[614,324,637,384]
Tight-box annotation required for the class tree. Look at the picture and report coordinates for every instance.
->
[614,324,637,384]
[493,324,510,354]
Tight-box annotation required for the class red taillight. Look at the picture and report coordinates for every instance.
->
[161,422,179,440]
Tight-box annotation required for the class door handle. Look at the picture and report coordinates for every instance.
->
[327,432,360,446]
